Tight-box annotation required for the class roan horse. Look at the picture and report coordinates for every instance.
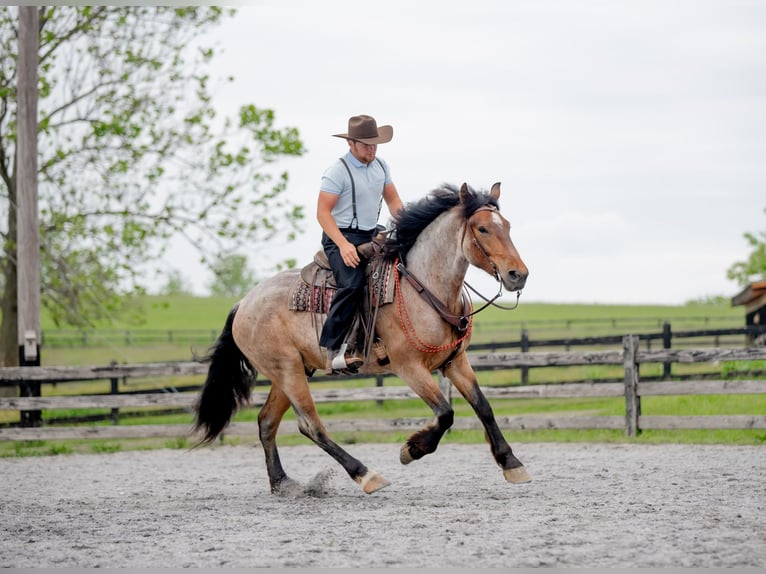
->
[193,182,529,494]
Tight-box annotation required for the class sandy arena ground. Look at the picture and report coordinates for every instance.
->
[1,441,764,567]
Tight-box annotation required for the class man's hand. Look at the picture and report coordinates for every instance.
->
[339,240,361,268]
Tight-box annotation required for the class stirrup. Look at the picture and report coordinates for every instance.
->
[326,344,364,375]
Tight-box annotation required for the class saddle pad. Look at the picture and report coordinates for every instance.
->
[370,258,395,306]
[288,281,336,314]
[288,258,396,314]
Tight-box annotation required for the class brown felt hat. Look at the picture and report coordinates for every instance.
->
[333,114,393,144]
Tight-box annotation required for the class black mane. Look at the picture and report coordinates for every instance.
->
[383,184,499,263]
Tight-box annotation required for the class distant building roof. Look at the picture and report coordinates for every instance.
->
[731,280,766,314]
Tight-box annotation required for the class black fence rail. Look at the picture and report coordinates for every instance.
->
[468,326,766,351]
[473,314,743,337]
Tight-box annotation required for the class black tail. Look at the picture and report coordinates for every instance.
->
[193,304,255,444]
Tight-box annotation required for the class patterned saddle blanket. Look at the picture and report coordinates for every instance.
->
[288,250,396,314]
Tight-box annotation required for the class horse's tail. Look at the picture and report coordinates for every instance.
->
[193,303,255,444]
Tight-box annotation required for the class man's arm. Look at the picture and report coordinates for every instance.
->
[317,191,362,268]
[382,182,403,218]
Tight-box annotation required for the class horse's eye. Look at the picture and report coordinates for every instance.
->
[478,226,489,234]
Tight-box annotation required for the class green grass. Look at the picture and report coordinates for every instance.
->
[43,392,759,428]
[39,294,240,331]
[503,301,740,322]
[1,436,193,458]
[38,295,745,354]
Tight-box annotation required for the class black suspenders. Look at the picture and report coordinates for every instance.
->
[339,157,385,231]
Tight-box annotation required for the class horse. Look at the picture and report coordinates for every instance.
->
[193,182,530,494]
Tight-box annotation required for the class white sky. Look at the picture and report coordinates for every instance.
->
[162,0,766,305]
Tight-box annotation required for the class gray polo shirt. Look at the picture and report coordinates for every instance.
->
[320,151,392,231]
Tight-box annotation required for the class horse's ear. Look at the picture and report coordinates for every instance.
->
[490,182,501,201]
[459,182,471,203]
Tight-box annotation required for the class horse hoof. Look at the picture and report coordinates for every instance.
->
[357,470,391,494]
[504,466,531,484]
[399,444,414,465]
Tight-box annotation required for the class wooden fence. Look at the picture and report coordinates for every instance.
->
[1,336,765,441]
[38,320,766,351]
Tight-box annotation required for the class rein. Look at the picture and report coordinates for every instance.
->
[396,261,472,334]
[394,259,473,355]
[463,281,522,312]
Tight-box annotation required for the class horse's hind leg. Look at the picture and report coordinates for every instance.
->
[271,369,390,494]
[445,354,531,484]
[258,386,297,494]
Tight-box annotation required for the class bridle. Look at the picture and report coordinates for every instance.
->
[462,205,522,313]
[392,202,522,369]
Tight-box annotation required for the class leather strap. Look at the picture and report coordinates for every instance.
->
[339,157,386,231]
[396,262,471,334]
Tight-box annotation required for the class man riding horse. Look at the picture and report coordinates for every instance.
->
[316,115,404,375]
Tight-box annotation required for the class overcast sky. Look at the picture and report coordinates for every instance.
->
[164,0,766,305]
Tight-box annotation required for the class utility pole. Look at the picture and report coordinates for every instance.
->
[17,6,42,427]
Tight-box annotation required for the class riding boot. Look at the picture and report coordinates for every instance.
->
[325,344,364,375]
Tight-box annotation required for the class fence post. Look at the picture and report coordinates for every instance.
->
[437,372,452,406]
[438,372,452,434]
[662,321,672,380]
[18,347,42,428]
[375,374,384,407]
[623,335,641,436]
[110,360,120,425]
[520,329,529,385]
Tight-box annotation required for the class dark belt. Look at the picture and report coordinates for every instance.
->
[338,226,376,234]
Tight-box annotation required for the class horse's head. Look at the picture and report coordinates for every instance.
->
[461,182,528,292]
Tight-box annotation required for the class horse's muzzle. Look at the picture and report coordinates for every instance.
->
[503,269,528,292]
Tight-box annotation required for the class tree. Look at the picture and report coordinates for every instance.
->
[208,253,256,298]
[159,269,192,297]
[0,7,306,365]
[727,207,766,286]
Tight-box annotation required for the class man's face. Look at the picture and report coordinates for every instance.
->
[349,140,377,164]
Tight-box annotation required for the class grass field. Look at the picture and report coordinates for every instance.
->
[40,294,743,333]
[2,295,764,456]
[37,294,745,364]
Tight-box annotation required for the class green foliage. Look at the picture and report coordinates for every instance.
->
[159,269,193,296]
[207,253,256,298]
[727,207,766,285]
[0,6,306,347]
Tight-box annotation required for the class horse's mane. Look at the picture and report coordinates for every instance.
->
[383,183,499,263]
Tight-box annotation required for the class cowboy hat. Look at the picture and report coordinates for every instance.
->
[333,114,393,144]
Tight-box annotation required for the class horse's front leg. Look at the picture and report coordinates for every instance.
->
[444,353,531,484]
[396,364,455,465]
